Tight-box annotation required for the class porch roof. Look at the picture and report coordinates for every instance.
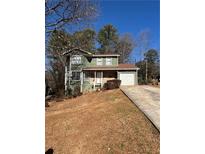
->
[91,53,120,57]
[83,64,139,71]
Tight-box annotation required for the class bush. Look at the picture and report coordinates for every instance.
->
[138,77,148,85]
[65,85,82,97]
[73,86,82,97]
[151,79,158,85]
[106,79,121,90]
[103,82,108,90]
[66,87,73,97]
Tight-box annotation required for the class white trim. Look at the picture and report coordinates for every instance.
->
[80,72,83,92]
[72,70,82,72]
[94,71,96,90]
[101,71,103,88]
[106,57,112,65]
[96,58,103,66]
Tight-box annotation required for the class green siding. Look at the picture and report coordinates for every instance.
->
[84,57,97,67]
[84,57,118,67]
[82,81,93,92]
[66,55,119,93]
[69,56,118,68]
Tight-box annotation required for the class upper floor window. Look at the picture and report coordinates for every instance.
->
[71,55,81,64]
[106,58,112,65]
[96,58,103,65]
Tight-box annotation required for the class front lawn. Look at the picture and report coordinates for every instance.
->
[46,89,160,153]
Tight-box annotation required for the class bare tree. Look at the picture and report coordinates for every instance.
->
[116,33,136,63]
[137,29,151,82]
[45,0,99,32]
[45,0,99,96]
[46,30,72,96]
[137,29,151,60]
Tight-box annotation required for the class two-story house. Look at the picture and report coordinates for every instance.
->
[63,48,139,93]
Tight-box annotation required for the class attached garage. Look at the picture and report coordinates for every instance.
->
[118,71,137,86]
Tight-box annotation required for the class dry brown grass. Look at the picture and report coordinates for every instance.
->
[46,89,160,154]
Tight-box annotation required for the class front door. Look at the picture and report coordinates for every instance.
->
[96,72,101,84]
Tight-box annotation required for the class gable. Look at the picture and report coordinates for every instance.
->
[63,48,93,56]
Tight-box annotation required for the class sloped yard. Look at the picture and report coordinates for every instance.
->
[46,89,160,154]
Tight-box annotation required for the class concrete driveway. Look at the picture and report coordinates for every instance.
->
[120,85,160,131]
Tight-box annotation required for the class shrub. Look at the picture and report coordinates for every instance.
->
[151,79,158,85]
[103,82,108,90]
[66,87,73,97]
[73,85,82,97]
[138,77,148,85]
[106,79,121,90]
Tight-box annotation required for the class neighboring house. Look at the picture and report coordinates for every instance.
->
[63,48,139,93]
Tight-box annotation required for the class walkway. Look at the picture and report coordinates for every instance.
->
[120,85,160,131]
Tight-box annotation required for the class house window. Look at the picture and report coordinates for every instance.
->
[106,58,112,65]
[72,72,81,80]
[96,58,103,65]
[84,71,94,81]
[71,55,81,64]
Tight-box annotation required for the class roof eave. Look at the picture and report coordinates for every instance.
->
[83,67,139,71]
[62,48,93,56]
[92,54,120,57]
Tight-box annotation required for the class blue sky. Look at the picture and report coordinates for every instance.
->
[46,0,160,64]
[94,0,160,62]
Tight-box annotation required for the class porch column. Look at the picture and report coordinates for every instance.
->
[80,72,83,93]
[101,71,103,88]
[65,65,68,94]
[94,71,96,90]
[68,55,71,86]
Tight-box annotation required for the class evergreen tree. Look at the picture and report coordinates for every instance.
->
[73,28,96,52]
[97,24,119,53]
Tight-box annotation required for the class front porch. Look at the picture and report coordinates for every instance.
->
[82,70,117,92]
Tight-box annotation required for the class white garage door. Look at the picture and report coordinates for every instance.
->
[119,73,135,85]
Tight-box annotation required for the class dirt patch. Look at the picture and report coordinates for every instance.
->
[46,89,160,154]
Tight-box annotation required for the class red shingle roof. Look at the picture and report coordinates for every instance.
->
[118,64,136,68]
